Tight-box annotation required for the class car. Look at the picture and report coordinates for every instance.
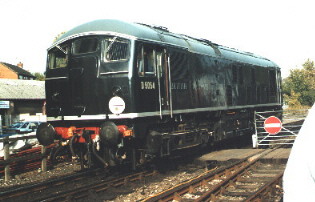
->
[3,121,42,135]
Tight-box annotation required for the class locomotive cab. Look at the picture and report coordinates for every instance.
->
[39,33,138,168]
[45,35,132,118]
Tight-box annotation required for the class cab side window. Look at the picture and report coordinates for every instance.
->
[48,44,70,69]
[73,38,98,54]
[137,46,155,76]
[104,36,130,62]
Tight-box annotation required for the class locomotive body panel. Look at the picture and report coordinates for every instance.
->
[46,19,281,121]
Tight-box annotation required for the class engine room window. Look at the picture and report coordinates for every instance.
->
[72,38,98,54]
[238,66,243,84]
[48,44,69,69]
[226,85,233,105]
[232,66,238,83]
[104,37,130,62]
[269,70,277,94]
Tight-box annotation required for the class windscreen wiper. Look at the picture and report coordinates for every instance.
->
[106,37,118,52]
[56,44,68,55]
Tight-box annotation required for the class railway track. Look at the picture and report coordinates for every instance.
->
[38,170,158,201]
[0,168,99,201]
[0,147,286,202]
[143,147,284,201]
[1,142,290,202]
[0,166,158,202]
[0,146,286,202]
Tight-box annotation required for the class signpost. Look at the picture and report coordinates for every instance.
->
[264,116,282,134]
[0,101,9,109]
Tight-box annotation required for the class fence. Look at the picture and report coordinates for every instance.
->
[0,134,50,182]
[252,109,309,148]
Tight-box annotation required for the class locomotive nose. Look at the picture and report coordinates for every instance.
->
[36,123,56,146]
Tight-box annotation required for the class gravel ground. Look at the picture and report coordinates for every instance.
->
[110,165,209,202]
[97,159,212,201]
[0,157,210,201]
[0,161,81,191]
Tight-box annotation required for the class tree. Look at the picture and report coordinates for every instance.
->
[283,90,302,109]
[283,59,315,107]
[33,72,45,81]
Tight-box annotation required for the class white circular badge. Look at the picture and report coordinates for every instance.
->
[108,96,125,115]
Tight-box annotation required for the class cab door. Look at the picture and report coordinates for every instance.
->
[68,37,99,116]
[136,44,173,118]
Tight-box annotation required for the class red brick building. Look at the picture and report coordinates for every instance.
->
[0,62,44,129]
[0,62,36,80]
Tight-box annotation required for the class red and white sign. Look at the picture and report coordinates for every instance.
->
[264,116,282,134]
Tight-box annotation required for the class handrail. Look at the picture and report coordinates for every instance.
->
[0,133,52,181]
[0,134,36,142]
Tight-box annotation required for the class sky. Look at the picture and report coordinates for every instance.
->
[0,0,314,78]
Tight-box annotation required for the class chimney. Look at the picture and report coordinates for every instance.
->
[17,62,23,68]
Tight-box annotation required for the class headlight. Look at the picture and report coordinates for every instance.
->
[108,96,125,115]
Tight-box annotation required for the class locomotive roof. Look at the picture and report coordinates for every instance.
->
[53,19,279,69]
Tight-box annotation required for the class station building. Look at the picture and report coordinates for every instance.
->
[0,62,45,129]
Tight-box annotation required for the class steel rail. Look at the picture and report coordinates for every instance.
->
[37,170,158,201]
[0,168,100,201]
[142,163,241,202]
[142,147,281,202]
[245,172,283,201]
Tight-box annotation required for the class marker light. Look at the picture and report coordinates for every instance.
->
[109,96,125,115]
